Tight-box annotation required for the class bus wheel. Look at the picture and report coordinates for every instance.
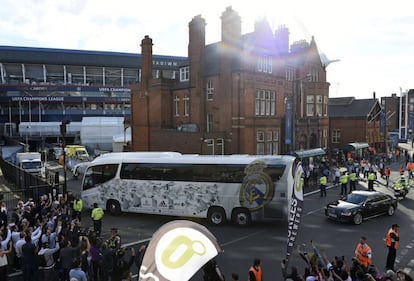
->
[107,200,121,216]
[208,207,226,226]
[231,208,251,227]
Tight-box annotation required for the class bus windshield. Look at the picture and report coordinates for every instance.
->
[83,164,118,190]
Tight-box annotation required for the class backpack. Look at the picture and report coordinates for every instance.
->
[38,253,47,268]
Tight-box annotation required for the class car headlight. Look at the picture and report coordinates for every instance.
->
[341,210,352,216]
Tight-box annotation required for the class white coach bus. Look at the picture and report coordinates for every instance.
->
[81,152,296,226]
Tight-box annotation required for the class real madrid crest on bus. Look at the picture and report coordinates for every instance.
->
[239,160,275,211]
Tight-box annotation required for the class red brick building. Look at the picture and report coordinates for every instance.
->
[328,97,383,152]
[131,7,330,155]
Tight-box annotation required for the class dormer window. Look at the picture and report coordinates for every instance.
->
[257,55,272,73]
[180,66,190,81]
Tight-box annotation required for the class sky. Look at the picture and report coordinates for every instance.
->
[1,0,413,99]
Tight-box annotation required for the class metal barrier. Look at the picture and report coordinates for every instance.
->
[0,189,26,211]
[0,156,64,206]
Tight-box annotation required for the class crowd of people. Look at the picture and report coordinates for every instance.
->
[280,234,412,281]
[0,192,146,281]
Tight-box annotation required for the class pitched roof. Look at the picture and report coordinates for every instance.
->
[328,97,379,117]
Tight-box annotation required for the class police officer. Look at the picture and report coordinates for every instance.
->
[319,174,327,197]
[367,169,376,191]
[91,203,104,236]
[72,194,83,222]
[107,228,121,251]
[339,172,348,195]
[349,169,357,193]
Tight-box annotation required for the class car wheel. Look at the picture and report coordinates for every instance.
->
[353,212,363,225]
[107,200,121,216]
[231,208,251,227]
[387,205,395,216]
[208,207,226,226]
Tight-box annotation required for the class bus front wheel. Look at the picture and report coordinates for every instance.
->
[231,208,251,227]
[107,200,121,216]
[207,207,226,226]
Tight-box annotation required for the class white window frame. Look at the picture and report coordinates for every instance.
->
[306,95,314,117]
[255,89,275,116]
[285,67,295,81]
[206,139,214,155]
[184,94,190,116]
[256,131,265,155]
[316,95,323,116]
[257,55,273,73]
[216,138,224,155]
[206,80,214,100]
[332,129,341,143]
[310,68,318,82]
[180,66,190,81]
[174,95,180,117]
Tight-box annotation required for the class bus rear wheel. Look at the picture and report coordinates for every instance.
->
[107,200,121,216]
[207,207,226,226]
[231,208,251,227]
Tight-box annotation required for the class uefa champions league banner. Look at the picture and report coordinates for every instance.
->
[285,162,304,266]
[139,220,223,281]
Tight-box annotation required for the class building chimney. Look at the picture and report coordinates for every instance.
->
[141,35,153,89]
[188,15,206,88]
[221,6,241,44]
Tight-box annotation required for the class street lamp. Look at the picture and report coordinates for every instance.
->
[60,120,70,194]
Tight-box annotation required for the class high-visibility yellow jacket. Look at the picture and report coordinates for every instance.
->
[91,207,104,221]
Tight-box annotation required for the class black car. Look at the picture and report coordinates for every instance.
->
[324,190,398,225]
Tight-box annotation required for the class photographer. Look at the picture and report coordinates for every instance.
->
[113,247,136,281]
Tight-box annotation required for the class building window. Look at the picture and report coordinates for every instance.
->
[256,130,278,155]
[273,131,279,154]
[174,95,180,116]
[257,55,273,73]
[316,95,323,116]
[184,94,190,116]
[255,89,275,116]
[180,66,190,81]
[310,68,318,82]
[332,129,341,143]
[256,131,265,155]
[206,139,214,155]
[323,96,328,116]
[206,113,213,133]
[216,138,224,155]
[206,80,214,100]
[306,95,314,117]
[285,68,295,81]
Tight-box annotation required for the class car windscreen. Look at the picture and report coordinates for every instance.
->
[343,193,367,204]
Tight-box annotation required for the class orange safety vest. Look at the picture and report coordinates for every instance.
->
[385,228,399,249]
[355,243,372,268]
[248,266,262,281]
